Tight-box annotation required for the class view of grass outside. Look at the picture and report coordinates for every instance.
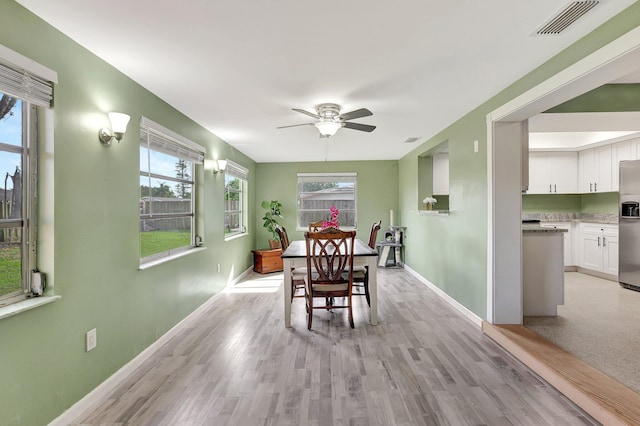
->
[0,244,21,297]
[140,231,190,258]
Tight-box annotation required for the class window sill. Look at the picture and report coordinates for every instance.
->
[139,246,207,271]
[0,295,61,320]
[418,210,449,216]
[224,232,248,242]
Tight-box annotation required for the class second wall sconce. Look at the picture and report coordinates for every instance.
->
[99,112,131,146]
[213,159,228,175]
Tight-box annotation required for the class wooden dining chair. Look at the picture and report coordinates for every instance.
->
[308,220,325,232]
[352,220,381,306]
[304,227,356,330]
[275,225,306,301]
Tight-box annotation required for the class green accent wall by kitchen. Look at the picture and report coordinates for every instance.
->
[398,3,640,320]
[546,83,640,112]
[522,192,619,214]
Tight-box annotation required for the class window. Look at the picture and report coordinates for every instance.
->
[297,173,357,229]
[139,117,205,264]
[224,160,248,238]
[0,55,54,306]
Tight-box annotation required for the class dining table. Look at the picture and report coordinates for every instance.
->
[281,239,379,328]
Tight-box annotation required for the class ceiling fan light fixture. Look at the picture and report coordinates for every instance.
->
[315,121,342,136]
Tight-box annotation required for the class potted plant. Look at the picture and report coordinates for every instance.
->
[261,200,283,249]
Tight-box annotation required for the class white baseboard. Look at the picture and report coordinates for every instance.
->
[49,267,253,426]
[404,265,483,328]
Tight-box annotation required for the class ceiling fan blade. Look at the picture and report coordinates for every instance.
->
[342,122,376,132]
[292,108,320,119]
[338,108,372,121]
[276,122,314,129]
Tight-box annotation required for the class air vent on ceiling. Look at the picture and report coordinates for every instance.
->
[535,1,599,35]
[403,137,419,144]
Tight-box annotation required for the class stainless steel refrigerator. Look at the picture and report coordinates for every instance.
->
[619,159,640,290]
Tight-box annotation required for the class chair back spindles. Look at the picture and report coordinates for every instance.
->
[303,227,357,329]
[308,220,325,232]
[274,225,290,250]
[368,220,382,248]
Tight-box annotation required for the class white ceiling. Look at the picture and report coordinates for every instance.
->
[15,0,637,162]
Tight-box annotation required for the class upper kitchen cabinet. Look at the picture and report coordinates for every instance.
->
[611,140,634,191]
[528,151,578,194]
[579,145,612,193]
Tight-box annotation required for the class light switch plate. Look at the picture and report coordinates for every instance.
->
[86,328,97,352]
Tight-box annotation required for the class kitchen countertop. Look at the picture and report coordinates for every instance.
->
[522,212,618,224]
[522,224,568,233]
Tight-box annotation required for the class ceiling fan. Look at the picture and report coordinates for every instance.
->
[277,103,376,137]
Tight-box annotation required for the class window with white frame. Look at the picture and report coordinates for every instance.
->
[297,173,357,229]
[0,56,54,306]
[224,160,248,238]
[139,117,205,264]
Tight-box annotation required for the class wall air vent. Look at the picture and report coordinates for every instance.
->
[535,1,599,35]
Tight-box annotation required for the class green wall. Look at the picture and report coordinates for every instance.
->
[522,192,619,214]
[255,161,398,245]
[522,194,582,212]
[581,192,619,214]
[0,1,256,424]
[398,3,640,319]
[546,83,640,112]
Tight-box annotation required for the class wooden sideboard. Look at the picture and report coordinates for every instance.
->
[252,248,283,274]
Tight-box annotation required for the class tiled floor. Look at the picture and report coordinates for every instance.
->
[525,272,640,394]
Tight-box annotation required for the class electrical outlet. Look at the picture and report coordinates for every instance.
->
[474,139,479,153]
[217,264,221,273]
[86,328,97,352]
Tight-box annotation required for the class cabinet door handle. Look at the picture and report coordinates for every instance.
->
[603,236,607,247]
[594,182,597,192]
[598,236,601,247]
[549,184,552,193]
[554,184,557,193]
[590,183,593,192]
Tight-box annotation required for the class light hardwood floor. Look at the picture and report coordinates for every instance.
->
[66,269,598,425]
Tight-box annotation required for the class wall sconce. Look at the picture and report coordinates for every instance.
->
[213,159,227,175]
[99,112,131,146]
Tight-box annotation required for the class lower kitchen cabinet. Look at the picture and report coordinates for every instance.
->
[578,223,618,276]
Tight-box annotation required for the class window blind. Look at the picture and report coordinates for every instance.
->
[0,59,53,108]
[140,117,205,164]
[297,172,356,184]
[225,160,249,180]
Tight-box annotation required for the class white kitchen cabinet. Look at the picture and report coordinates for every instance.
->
[578,223,618,275]
[540,222,573,266]
[579,145,612,193]
[611,140,633,192]
[432,152,449,195]
[630,137,640,159]
[528,152,578,194]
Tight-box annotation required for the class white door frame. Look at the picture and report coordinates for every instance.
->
[487,26,640,324]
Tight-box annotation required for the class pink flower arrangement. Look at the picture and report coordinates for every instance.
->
[321,206,340,229]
